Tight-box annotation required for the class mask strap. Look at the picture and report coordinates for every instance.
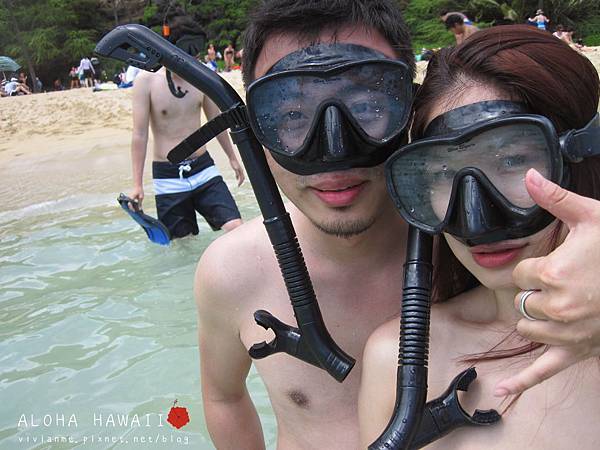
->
[561,112,600,162]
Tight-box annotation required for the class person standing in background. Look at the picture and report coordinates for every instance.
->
[78,56,95,87]
[445,13,479,45]
[129,15,244,239]
[440,10,473,25]
[529,9,550,31]
[204,43,218,71]
[69,67,80,89]
[224,44,235,72]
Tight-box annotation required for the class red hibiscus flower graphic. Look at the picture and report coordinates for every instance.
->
[167,400,190,429]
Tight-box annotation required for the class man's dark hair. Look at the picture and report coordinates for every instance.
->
[168,15,205,43]
[241,0,414,86]
[444,14,464,29]
[167,15,207,57]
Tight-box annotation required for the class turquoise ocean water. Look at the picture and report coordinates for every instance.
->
[0,187,276,449]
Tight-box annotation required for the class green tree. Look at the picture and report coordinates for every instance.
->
[0,0,111,90]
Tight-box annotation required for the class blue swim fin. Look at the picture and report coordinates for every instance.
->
[117,193,171,246]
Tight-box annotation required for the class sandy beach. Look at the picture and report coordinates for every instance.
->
[1,48,599,216]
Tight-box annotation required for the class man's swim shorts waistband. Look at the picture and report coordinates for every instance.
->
[152,152,222,195]
[152,152,215,179]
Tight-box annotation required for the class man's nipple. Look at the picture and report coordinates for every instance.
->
[287,389,310,409]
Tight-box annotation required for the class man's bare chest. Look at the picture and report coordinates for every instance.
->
[238,272,402,409]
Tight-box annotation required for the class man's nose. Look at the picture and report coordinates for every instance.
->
[320,106,350,161]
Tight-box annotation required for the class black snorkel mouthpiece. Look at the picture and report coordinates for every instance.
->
[95,24,354,382]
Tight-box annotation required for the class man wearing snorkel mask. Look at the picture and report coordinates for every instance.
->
[128,15,245,239]
[195,1,600,448]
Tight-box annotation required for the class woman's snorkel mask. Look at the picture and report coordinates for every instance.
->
[95,24,354,382]
[245,43,414,175]
[387,100,600,246]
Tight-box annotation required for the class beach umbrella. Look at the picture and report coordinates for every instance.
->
[0,56,20,73]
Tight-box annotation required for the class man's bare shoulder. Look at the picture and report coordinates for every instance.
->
[196,216,275,304]
[132,70,154,86]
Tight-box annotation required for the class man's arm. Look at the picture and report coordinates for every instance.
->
[195,242,265,450]
[129,73,151,205]
[202,97,245,186]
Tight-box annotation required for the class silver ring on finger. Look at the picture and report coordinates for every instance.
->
[519,289,538,321]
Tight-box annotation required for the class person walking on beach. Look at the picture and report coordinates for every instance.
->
[129,15,244,239]
[78,56,95,87]
[223,44,235,71]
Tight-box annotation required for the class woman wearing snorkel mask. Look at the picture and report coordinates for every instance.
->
[360,25,600,449]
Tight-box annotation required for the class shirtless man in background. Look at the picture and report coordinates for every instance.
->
[129,15,244,238]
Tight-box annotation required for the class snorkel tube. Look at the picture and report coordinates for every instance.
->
[94,24,354,382]
[370,229,499,449]
[369,226,432,450]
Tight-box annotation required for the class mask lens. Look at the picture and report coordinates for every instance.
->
[389,123,552,229]
[248,61,410,155]
[340,64,407,140]
[250,77,316,155]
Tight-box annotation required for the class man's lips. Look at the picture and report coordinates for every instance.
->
[470,242,528,268]
[309,180,368,207]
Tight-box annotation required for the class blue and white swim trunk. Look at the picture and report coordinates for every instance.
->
[152,152,241,237]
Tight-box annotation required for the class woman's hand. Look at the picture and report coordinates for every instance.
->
[495,168,600,396]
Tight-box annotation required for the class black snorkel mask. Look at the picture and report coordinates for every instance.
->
[95,24,355,382]
[386,100,600,246]
[246,43,414,175]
